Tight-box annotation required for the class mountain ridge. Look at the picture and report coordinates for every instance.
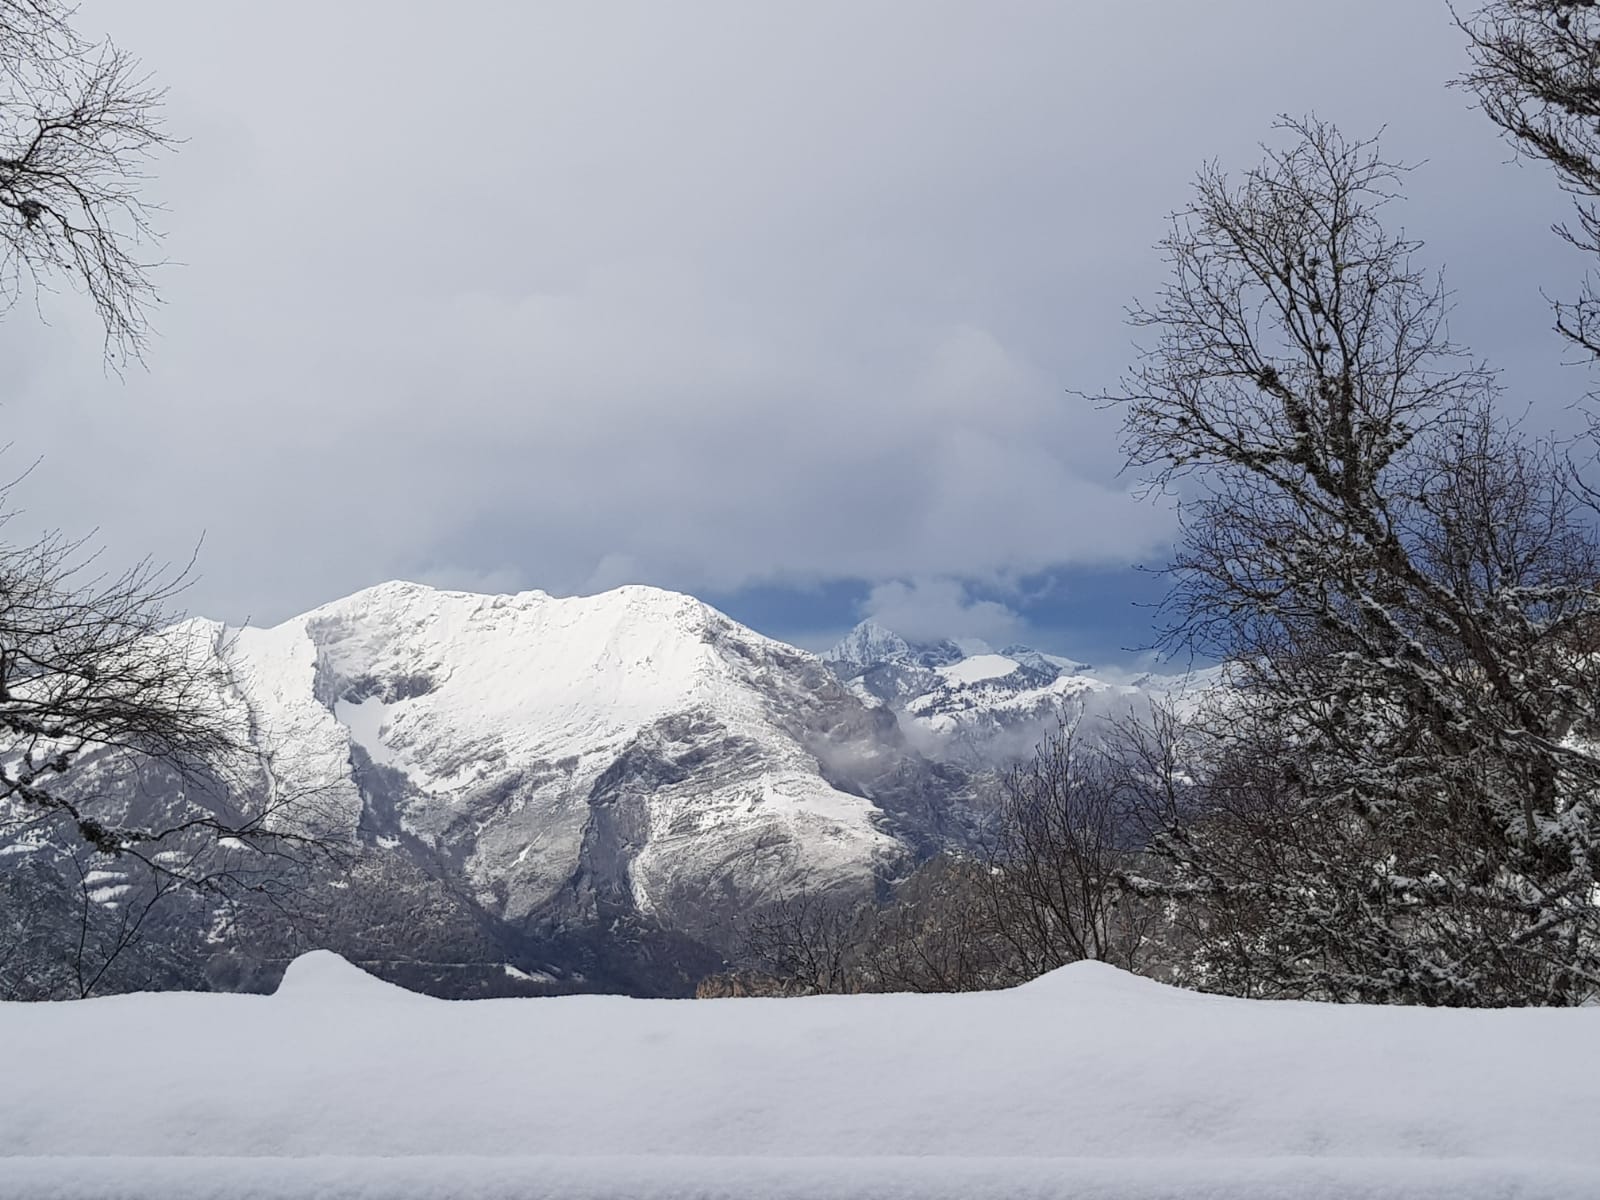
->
[819,616,1172,765]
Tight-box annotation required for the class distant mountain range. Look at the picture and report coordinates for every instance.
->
[2,582,1201,998]
[822,617,1187,765]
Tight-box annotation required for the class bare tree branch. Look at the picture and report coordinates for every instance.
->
[0,0,169,364]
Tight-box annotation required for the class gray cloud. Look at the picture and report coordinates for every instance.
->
[0,1,1587,629]
[862,577,1027,648]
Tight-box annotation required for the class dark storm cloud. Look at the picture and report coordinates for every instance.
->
[0,1,1585,632]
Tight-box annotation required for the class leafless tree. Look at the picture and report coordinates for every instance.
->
[51,812,357,1000]
[1,0,169,363]
[978,723,1157,977]
[852,855,1008,993]
[1101,116,1600,1005]
[2,535,233,848]
[734,877,867,996]
[1,497,352,941]
[0,7,356,997]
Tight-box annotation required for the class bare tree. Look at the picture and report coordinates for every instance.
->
[64,843,187,999]
[1,0,168,363]
[0,7,358,998]
[853,855,1008,993]
[978,723,1156,977]
[1102,117,1600,1005]
[2,535,233,848]
[734,877,866,996]
[0,524,314,850]
[0,500,352,962]
[52,815,356,1000]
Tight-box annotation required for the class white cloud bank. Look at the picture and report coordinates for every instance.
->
[861,576,1027,646]
[0,1,1582,627]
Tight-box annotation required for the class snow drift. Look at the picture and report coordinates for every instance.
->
[2,950,1596,1198]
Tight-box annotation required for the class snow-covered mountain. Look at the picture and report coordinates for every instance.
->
[164,583,972,991]
[220,585,884,904]
[824,620,1187,764]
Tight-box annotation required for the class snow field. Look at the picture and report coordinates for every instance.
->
[2,951,1596,1198]
[1,1154,1591,1200]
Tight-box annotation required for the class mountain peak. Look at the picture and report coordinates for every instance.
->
[824,619,986,675]
[822,619,912,670]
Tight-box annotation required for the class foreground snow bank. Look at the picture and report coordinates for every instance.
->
[3,1156,1594,1200]
[2,951,1596,1199]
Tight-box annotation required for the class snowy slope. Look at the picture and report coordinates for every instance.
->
[2,950,1595,1199]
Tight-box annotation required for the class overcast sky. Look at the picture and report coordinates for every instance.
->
[0,2,1590,662]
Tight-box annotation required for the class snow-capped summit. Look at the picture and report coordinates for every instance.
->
[821,619,912,672]
[282,580,768,785]
[823,619,970,674]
